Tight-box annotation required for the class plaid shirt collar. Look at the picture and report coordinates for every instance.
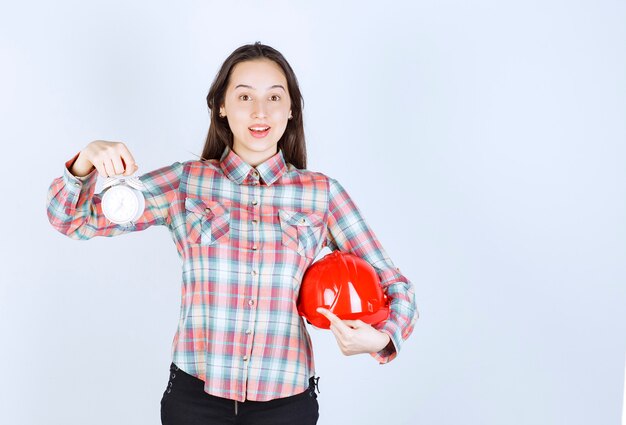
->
[219,145,288,186]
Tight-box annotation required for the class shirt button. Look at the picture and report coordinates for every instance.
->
[252,170,259,177]
[252,244,257,250]
[252,219,258,224]
[243,355,249,361]
[205,208,211,214]
[248,299,255,306]
[251,199,258,205]
[246,329,252,335]
[74,181,80,187]
[251,270,257,276]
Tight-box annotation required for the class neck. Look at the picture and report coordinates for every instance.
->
[232,146,277,167]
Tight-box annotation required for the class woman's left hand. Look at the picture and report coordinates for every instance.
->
[316,307,391,356]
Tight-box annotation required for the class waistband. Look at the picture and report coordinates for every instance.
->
[170,362,320,399]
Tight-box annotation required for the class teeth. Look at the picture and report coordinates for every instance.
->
[250,127,269,131]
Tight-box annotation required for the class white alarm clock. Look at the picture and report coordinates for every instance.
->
[101,175,147,225]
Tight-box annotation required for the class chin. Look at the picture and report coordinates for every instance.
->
[246,137,279,149]
[234,141,278,156]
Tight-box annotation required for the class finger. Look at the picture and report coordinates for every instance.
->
[342,320,367,329]
[327,323,340,340]
[315,307,332,321]
[328,319,348,340]
[329,324,347,347]
[110,156,126,177]
[102,159,115,178]
[329,325,355,356]
[93,163,107,178]
[118,144,137,176]
[317,308,349,333]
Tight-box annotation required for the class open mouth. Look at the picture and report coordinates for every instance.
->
[249,126,271,138]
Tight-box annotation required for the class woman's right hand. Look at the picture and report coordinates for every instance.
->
[71,140,139,178]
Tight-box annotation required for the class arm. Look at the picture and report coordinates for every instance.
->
[325,177,418,364]
[46,151,184,240]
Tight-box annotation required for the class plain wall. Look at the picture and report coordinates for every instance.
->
[1,1,625,424]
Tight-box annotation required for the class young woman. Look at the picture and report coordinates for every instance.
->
[46,42,418,425]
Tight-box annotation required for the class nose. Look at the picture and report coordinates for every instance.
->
[252,100,267,118]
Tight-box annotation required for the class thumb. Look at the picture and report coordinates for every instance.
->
[342,319,367,329]
[126,164,139,175]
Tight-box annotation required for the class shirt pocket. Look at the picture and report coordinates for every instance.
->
[278,209,324,259]
[184,197,230,245]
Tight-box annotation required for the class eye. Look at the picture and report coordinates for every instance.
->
[270,95,281,101]
[239,94,251,101]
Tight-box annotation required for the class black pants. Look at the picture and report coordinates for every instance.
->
[160,363,320,425]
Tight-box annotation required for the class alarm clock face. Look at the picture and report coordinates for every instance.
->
[102,184,140,224]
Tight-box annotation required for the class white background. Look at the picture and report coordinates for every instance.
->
[1,1,625,424]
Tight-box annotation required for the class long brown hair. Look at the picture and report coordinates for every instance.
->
[200,42,307,169]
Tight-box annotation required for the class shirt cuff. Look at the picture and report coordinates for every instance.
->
[370,319,403,364]
[63,152,98,196]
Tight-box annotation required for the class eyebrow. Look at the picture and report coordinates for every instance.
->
[234,84,286,92]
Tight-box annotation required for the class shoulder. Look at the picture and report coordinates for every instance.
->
[139,160,187,184]
[284,165,339,186]
[138,158,219,186]
[176,158,221,176]
[283,167,351,202]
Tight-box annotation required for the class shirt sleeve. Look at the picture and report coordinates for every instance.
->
[45,151,184,240]
[325,177,418,364]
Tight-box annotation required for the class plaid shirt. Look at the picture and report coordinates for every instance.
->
[46,146,418,401]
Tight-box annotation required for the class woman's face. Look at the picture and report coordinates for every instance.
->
[220,59,292,166]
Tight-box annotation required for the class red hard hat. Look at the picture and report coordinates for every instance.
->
[297,250,390,329]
